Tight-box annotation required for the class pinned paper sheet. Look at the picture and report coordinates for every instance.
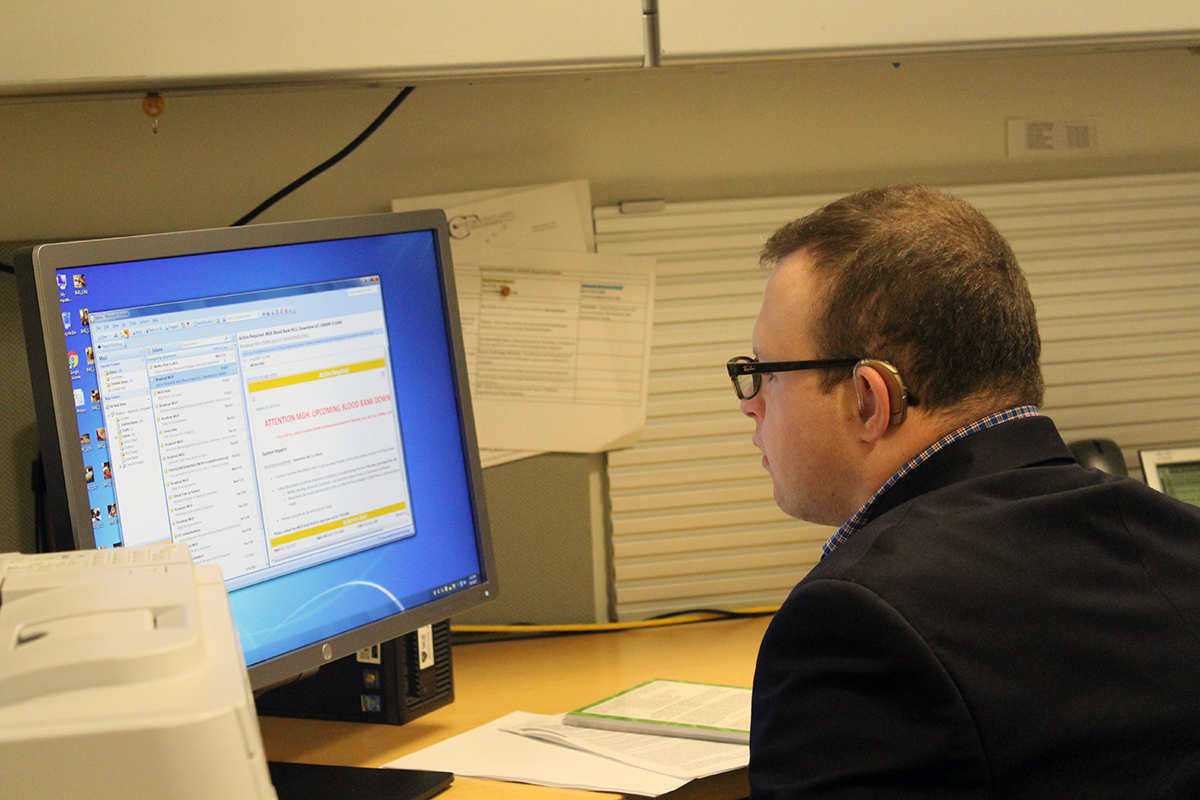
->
[393,182,656,459]
[455,247,655,453]
[391,180,594,255]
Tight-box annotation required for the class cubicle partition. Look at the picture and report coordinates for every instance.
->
[597,171,1200,620]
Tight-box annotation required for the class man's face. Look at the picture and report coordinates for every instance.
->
[740,251,860,526]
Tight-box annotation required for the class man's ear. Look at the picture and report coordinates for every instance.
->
[853,360,905,438]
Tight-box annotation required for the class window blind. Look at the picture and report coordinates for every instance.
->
[595,172,1200,620]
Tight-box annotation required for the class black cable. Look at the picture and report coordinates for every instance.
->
[648,609,777,623]
[452,628,623,645]
[31,455,51,554]
[450,607,778,645]
[231,86,415,227]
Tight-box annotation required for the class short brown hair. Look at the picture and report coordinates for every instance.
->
[760,186,1044,410]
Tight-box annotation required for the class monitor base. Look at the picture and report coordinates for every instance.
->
[255,622,454,725]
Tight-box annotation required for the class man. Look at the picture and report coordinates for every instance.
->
[734,186,1200,798]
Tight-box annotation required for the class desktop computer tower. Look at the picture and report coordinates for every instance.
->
[255,620,454,725]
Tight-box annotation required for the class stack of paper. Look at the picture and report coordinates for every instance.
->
[384,711,748,796]
[384,681,751,796]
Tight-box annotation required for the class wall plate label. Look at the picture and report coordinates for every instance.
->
[1008,118,1101,157]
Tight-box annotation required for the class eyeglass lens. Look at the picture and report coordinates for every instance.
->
[734,372,758,400]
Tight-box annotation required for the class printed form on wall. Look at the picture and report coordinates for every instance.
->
[393,181,656,461]
[455,247,655,453]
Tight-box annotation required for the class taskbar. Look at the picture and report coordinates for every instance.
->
[399,572,483,611]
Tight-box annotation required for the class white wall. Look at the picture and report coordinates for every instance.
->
[0,47,1198,242]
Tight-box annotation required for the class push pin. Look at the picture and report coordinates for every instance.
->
[142,92,165,134]
[500,285,511,297]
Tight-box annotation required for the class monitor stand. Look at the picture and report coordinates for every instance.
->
[259,625,457,798]
[268,761,452,800]
[255,622,455,725]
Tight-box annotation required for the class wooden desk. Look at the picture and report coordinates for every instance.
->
[259,616,771,798]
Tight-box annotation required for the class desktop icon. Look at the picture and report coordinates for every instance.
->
[73,274,86,289]
[80,309,90,328]
[74,388,86,407]
[57,274,67,291]
[68,351,79,369]
[62,312,72,331]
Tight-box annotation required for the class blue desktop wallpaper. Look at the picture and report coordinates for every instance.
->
[55,228,485,667]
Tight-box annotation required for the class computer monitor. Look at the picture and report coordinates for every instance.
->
[1139,447,1200,508]
[15,211,496,696]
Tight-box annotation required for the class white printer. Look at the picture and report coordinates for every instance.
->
[0,543,277,800]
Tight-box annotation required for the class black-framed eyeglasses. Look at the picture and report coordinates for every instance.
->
[726,355,860,400]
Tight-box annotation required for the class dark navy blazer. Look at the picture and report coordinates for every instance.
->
[750,416,1200,799]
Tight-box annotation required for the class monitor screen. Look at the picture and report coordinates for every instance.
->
[1139,446,1200,508]
[16,211,496,690]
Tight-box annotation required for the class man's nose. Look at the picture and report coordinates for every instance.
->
[739,394,762,420]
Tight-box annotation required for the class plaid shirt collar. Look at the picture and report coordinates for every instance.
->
[822,405,1041,558]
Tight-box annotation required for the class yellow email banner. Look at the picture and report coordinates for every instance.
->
[248,358,386,393]
[270,502,407,548]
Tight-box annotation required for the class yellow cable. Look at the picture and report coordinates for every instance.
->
[451,606,779,635]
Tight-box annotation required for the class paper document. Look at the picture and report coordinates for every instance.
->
[391,180,594,256]
[565,679,752,745]
[502,713,749,780]
[393,180,628,464]
[454,247,656,453]
[383,711,690,796]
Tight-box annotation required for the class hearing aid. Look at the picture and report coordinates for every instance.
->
[854,359,911,427]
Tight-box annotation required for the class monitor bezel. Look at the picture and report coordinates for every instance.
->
[1138,446,1200,494]
[15,211,497,690]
